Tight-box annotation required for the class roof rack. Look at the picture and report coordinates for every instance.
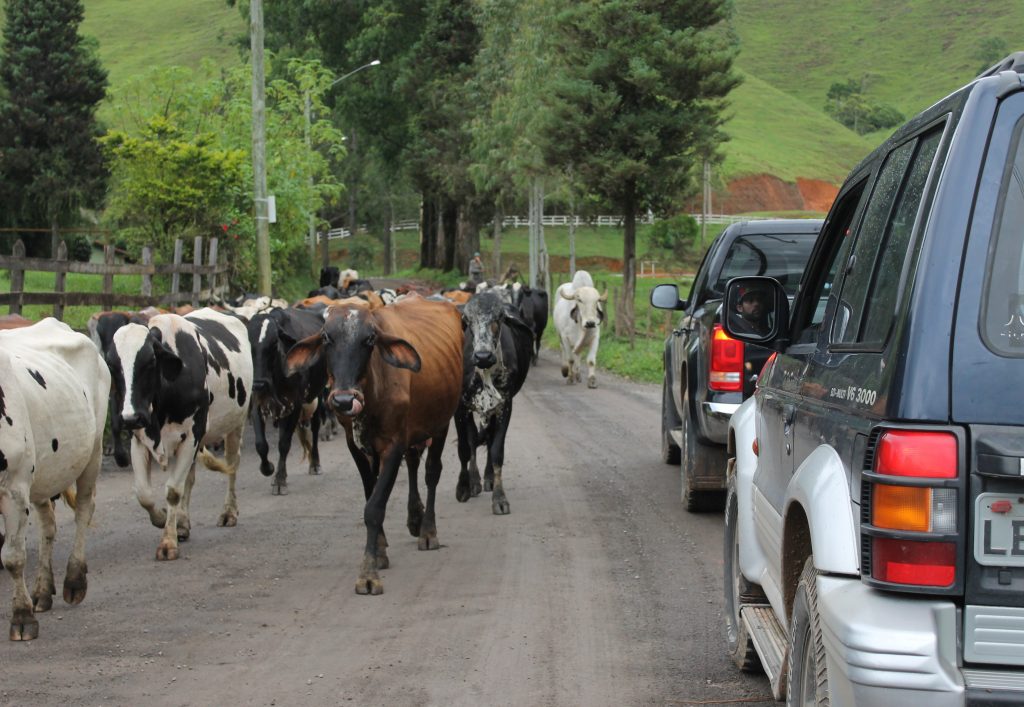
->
[977,52,1024,80]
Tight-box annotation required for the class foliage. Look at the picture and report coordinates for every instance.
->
[644,214,700,262]
[101,61,344,293]
[823,77,904,135]
[0,0,108,256]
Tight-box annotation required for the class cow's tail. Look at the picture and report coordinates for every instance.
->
[297,423,313,462]
[60,488,77,510]
[198,447,235,475]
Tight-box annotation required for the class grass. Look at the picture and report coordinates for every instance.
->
[0,269,143,331]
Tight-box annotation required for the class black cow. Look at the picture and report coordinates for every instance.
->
[247,308,328,495]
[519,287,549,364]
[454,290,534,514]
[319,266,340,289]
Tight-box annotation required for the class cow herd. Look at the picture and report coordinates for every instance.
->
[0,267,607,640]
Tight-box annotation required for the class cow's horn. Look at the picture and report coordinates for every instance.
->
[558,287,576,301]
[599,289,608,302]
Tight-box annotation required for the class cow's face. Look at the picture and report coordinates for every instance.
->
[462,291,507,371]
[248,313,290,402]
[560,286,606,329]
[285,305,420,417]
[110,323,183,430]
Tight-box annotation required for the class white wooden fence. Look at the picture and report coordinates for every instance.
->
[314,213,758,243]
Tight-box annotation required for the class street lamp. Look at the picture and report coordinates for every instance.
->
[308,59,382,272]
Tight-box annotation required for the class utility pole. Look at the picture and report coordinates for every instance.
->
[250,0,271,295]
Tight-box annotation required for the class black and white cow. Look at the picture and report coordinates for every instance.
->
[0,318,110,640]
[88,308,161,467]
[109,308,253,561]
[454,290,534,515]
[247,307,328,495]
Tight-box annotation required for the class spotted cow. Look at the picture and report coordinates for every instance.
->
[109,308,253,560]
[0,319,110,640]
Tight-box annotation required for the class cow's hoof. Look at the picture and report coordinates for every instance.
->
[63,576,87,606]
[217,511,238,527]
[9,610,38,641]
[407,504,424,537]
[561,365,569,378]
[418,533,439,551]
[483,478,494,492]
[260,461,275,478]
[155,542,179,561]
[149,509,167,529]
[587,377,597,389]
[32,592,54,613]
[103,442,114,457]
[177,522,191,541]
[575,370,582,383]
[375,552,390,570]
[355,577,383,595]
[271,481,288,496]
[114,450,131,468]
[308,465,321,476]
[492,498,511,515]
[471,480,482,497]
[455,479,472,503]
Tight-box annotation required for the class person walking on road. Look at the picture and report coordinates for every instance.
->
[469,251,485,286]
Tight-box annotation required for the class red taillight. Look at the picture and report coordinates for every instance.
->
[871,538,956,587]
[866,429,961,591]
[709,324,744,392]
[876,430,958,479]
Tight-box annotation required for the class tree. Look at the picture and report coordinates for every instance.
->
[824,77,904,135]
[542,0,741,337]
[0,0,108,257]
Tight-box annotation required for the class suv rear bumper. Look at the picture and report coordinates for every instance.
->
[701,401,739,442]
[817,575,965,705]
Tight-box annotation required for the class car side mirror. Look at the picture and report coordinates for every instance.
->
[723,276,789,347]
[650,283,688,311]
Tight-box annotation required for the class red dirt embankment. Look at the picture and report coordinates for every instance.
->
[706,174,839,214]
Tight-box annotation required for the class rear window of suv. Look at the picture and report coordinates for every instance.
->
[982,117,1024,356]
[714,232,817,296]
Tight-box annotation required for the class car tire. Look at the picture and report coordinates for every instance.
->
[787,557,831,707]
[681,390,726,512]
[661,378,681,465]
[724,484,763,672]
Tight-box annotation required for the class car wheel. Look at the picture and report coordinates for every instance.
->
[681,392,726,512]
[724,484,763,672]
[661,378,681,465]
[787,557,831,707]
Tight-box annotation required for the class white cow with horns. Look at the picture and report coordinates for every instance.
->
[553,270,607,389]
[0,319,110,641]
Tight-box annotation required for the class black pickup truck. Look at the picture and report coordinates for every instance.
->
[722,52,1024,706]
[650,218,820,511]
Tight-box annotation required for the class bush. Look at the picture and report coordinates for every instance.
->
[645,214,700,261]
[65,235,94,262]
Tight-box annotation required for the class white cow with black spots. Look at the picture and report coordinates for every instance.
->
[108,308,253,561]
[0,318,110,641]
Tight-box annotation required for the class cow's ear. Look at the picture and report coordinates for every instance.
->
[376,332,421,372]
[570,306,580,323]
[150,333,183,381]
[285,332,324,376]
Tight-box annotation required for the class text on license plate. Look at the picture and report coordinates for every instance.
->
[975,493,1024,567]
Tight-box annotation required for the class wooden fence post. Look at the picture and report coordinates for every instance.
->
[103,245,115,312]
[208,238,219,303]
[54,240,68,321]
[171,239,183,305]
[192,236,203,308]
[10,239,25,316]
[141,247,153,299]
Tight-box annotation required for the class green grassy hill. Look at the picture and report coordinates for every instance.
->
[4,0,1020,190]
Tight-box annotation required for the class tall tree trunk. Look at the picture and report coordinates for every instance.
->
[492,204,502,279]
[420,194,437,268]
[457,210,481,277]
[621,180,637,344]
[441,199,458,272]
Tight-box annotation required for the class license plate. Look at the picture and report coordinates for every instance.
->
[974,493,1024,567]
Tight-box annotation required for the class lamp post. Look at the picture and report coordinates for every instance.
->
[311,59,381,271]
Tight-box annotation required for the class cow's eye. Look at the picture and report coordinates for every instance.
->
[365,333,376,347]
[490,322,500,335]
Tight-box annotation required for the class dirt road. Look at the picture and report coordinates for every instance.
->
[0,356,774,707]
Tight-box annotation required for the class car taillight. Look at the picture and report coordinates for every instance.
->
[863,429,961,592]
[709,324,744,392]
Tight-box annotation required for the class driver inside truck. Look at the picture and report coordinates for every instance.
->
[730,287,771,336]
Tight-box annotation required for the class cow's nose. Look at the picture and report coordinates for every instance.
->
[473,351,497,369]
[121,412,146,430]
[252,379,270,393]
[584,320,597,329]
[329,391,363,416]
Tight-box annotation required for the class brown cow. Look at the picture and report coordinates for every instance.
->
[286,295,463,594]
[0,314,34,330]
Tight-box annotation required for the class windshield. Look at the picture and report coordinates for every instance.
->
[714,232,818,296]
